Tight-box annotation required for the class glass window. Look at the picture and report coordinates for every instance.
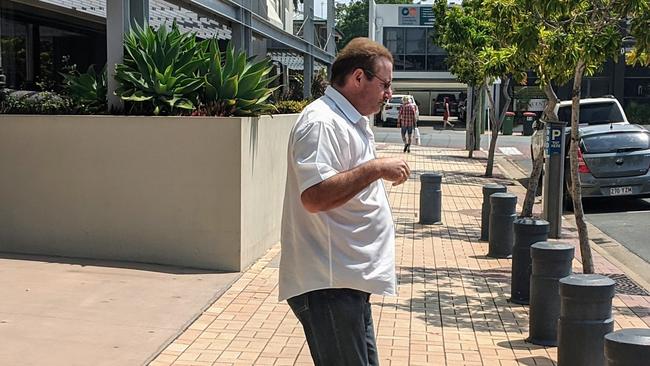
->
[405,28,426,54]
[582,132,650,153]
[1,15,28,89]
[383,27,403,55]
[589,78,610,98]
[427,55,447,71]
[393,54,406,71]
[404,55,425,71]
[427,29,445,54]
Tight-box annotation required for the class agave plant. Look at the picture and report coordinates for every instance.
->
[197,40,279,116]
[61,65,107,113]
[114,22,206,115]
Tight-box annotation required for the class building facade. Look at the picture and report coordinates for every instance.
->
[369,1,649,120]
[0,0,335,101]
[369,3,467,117]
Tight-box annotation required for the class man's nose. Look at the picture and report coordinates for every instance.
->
[385,88,392,99]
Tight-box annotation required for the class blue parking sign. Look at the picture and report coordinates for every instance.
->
[546,124,563,155]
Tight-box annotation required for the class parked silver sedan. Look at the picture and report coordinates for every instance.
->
[565,124,650,208]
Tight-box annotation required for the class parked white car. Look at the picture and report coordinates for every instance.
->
[379,94,419,127]
[531,96,629,161]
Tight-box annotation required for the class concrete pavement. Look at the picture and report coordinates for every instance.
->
[148,143,650,366]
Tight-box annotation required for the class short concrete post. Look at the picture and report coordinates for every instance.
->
[510,218,550,305]
[419,173,443,225]
[481,183,507,241]
[527,242,574,346]
[605,328,650,366]
[487,193,517,258]
[558,274,616,366]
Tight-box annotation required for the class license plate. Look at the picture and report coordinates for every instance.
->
[610,186,633,196]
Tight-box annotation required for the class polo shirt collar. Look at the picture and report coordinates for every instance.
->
[324,86,366,125]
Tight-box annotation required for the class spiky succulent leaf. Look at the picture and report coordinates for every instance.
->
[114,21,202,115]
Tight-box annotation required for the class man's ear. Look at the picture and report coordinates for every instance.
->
[351,68,365,87]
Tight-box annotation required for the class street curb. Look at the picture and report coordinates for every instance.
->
[498,155,650,295]
[580,219,650,294]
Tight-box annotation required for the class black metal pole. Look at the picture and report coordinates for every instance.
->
[557,274,616,366]
[487,193,517,258]
[605,328,650,366]
[481,183,507,241]
[527,242,574,346]
[420,173,443,225]
[510,218,549,305]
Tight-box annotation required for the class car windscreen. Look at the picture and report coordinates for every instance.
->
[389,97,404,104]
[581,132,650,153]
[557,102,625,124]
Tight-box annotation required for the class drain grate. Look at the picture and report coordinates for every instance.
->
[605,273,650,296]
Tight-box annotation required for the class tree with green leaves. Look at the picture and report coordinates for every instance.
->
[432,0,528,176]
[493,0,650,273]
[336,0,413,51]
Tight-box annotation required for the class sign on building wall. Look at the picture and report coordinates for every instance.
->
[398,6,419,25]
[398,6,435,26]
[419,7,435,26]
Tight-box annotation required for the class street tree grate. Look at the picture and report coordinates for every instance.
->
[604,273,650,296]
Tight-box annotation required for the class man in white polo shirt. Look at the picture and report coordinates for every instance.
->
[279,38,410,365]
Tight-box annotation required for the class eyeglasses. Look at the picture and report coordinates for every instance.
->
[362,69,392,92]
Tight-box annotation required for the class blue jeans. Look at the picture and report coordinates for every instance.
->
[287,288,379,366]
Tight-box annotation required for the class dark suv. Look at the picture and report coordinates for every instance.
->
[433,93,458,116]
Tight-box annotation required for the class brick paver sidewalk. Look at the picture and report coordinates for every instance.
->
[149,144,650,366]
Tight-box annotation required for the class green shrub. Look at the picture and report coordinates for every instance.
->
[114,22,279,117]
[61,65,107,113]
[0,90,83,114]
[625,101,650,124]
[195,40,279,116]
[275,100,310,114]
[115,22,205,115]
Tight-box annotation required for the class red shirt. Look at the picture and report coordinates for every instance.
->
[398,102,417,127]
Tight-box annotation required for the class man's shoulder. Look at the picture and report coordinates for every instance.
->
[296,98,347,129]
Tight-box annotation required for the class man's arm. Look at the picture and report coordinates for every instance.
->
[301,157,410,213]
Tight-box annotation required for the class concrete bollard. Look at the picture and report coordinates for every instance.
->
[557,274,616,366]
[481,183,507,241]
[420,173,443,225]
[527,242,574,346]
[510,218,550,305]
[605,328,650,366]
[487,193,517,258]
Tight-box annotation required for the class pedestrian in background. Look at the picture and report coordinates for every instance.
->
[443,96,454,129]
[280,37,410,366]
[397,95,417,153]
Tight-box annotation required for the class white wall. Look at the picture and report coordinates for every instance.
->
[0,114,296,271]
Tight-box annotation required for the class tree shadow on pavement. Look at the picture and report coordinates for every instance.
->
[516,356,557,366]
[382,266,527,334]
[394,221,483,243]
[410,169,514,188]
[497,339,549,351]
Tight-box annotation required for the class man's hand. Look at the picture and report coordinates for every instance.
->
[377,157,411,186]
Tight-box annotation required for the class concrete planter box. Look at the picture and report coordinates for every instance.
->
[0,114,296,271]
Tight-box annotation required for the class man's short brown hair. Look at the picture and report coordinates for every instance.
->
[330,37,393,87]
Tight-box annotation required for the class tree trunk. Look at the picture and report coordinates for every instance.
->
[498,77,512,122]
[484,80,503,177]
[569,59,594,274]
[467,85,482,159]
[521,84,560,217]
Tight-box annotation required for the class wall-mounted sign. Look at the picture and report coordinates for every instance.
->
[398,6,419,25]
[420,7,435,26]
[398,6,435,26]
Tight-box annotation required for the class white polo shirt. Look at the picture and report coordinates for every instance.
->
[278,86,396,301]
